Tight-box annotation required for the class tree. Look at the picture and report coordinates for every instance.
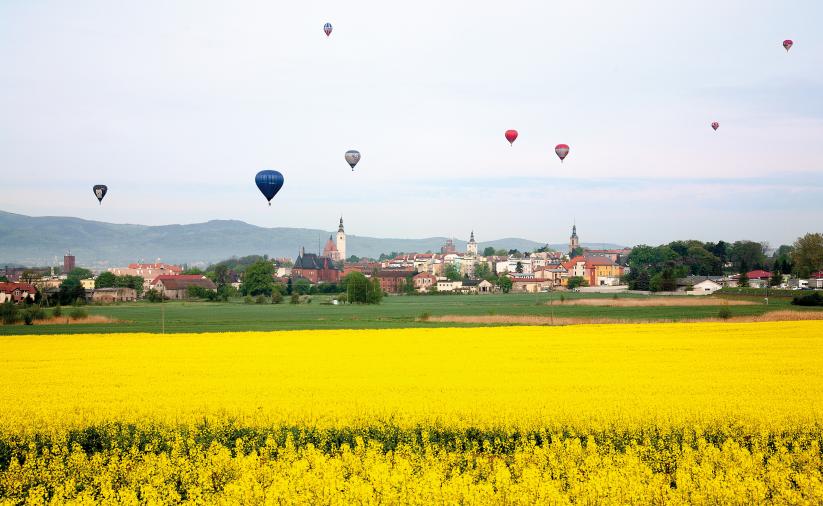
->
[347,255,361,263]
[116,275,145,297]
[769,270,783,287]
[444,264,461,281]
[567,276,588,290]
[95,271,117,288]
[482,246,496,257]
[0,276,8,282]
[212,264,231,288]
[495,249,508,257]
[58,278,86,305]
[569,247,584,258]
[341,272,382,304]
[791,233,823,278]
[515,261,524,274]
[67,267,93,281]
[738,271,749,288]
[241,260,275,296]
[730,241,766,271]
[474,262,492,280]
[182,267,204,275]
[497,276,512,293]
[293,278,311,295]
[20,270,39,284]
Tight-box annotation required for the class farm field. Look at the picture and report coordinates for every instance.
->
[2,322,822,503]
[2,292,822,335]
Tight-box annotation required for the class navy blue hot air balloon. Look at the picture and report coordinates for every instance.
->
[255,170,284,206]
[92,184,108,205]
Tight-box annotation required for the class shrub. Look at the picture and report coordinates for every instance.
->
[559,294,565,303]
[290,294,300,305]
[52,304,62,317]
[419,312,431,321]
[255,295,268,304]
[244,296,253,305]
[718,307,732,320]
[1,301,19,325]
[271,292,283,304]
[23,311,34,325]
[29,306,47,320]
[69,307,88,320]
[145,289,165,303]
[791,292,823,307]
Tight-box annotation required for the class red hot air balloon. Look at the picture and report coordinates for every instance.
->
[711,122,719,131]
[783,39,793,52]
[504,130,518,146]
[555,144,569,162]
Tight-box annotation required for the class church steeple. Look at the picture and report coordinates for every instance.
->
[338,216,344,233]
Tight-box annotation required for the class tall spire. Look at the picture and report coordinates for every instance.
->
[469,230,475,242]
[338,216,344,233]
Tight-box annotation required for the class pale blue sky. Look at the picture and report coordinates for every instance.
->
[1,0,821,247]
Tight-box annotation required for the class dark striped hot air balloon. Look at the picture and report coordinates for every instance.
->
[92,185,108,205]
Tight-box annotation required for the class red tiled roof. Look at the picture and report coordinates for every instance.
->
[584,257,616,266]
[738,270,771,279]
[151,274,211,285]
[810,271,823,279]
[0,282,37,294]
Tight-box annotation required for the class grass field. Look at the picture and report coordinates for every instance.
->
[2,292,821,335]
[2,322,822,503]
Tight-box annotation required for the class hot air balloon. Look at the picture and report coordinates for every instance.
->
[255,170,284,206]
[555,144,569,162]
[344,150,361,171]
[505,130,518,146]
[92,185,107,205]
[783,39,793,52]
[711,122,719,131]
[324,23,333,37]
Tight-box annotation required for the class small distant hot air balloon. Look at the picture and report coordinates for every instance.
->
[345,150,361,171]
[555,144,569,162]
[324,23,333,37]
[255,170,284,206]
[505,130,518,146]
[711,122,719,131]
[783,39,793,52]
[92,185,108,205]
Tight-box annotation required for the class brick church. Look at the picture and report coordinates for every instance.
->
[292,217,347,284]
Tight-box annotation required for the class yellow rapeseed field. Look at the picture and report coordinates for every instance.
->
[1,321,822,503]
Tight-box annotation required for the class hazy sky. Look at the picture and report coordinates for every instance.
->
[1,1,821,247]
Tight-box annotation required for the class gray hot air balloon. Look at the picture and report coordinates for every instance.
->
[344,150,361,171]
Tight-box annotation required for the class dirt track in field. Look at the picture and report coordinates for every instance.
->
[549,297,756,307]
[424,310,823,326]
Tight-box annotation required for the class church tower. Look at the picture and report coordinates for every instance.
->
[467,230,478,256]
[569,223,580,255]
[336,217,347,261]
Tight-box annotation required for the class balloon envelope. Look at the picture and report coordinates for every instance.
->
[783,39,793,51]
[505,130,518,145]
[92,184,107,204]
[255,170,284,205]
[711,122,719,131]
[555,144,570,162]
[324,23,333,36]
[345,150,361,170]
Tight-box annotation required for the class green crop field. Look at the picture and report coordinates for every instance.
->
[2,292,820,335]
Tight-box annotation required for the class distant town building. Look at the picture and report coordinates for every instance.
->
[336,217,347,261]
[150,275,216,300]
[109,263,183,291]
[413,272,437,292]
[0,282,37,304]
[322,235,341,262]
[375,270,411,294]
[441,238,457,255]
[63,253,75,273]
[90,287,137,303]
[466,231,478,257]
[292,248,340,283]
[568,224,579,254]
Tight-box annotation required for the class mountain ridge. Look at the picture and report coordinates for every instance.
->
[0,210,624,267]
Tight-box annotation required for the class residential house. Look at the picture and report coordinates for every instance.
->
[676,276,723,295]
[730,270,772,289]
[0,282,37,304]
[292,249,341,284]
[413,272,437,293]
[511,278,552,293]
[91,287,137,303]
[151,275,217,300]
[476,279,495,293]
[375,270,413,294]
[109,263,183,291]
[459,279,482,294]
[80,278,96,290]
[436,280,463,292]
[811,272,823,289]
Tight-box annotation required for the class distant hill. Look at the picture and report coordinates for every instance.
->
[0,210,624,268]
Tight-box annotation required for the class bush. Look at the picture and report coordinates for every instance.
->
[23,312,33,325]
[559,294,565,303]
[29,306,47,320]
[145,289,165,303]
[791,292,823,307]
[419,312,431,321]
[290,294,300,304]
[255,295,268,304]
[244,296,254,304]
[69,307,88,320]
[1,301,19,325]
[718,307,732,320]
[52,304,62,317]
[271,292,283,304]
